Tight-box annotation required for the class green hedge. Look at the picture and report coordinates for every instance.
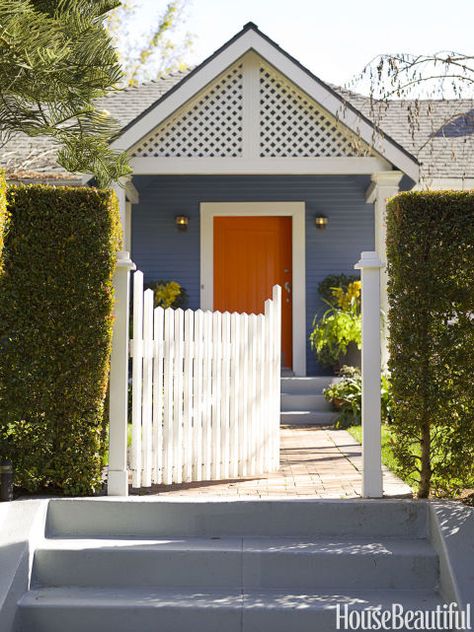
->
[0,185,121,495]
[386,191,474,497]
[0,170,7,268]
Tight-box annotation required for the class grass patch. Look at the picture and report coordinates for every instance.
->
[346,424,415,491]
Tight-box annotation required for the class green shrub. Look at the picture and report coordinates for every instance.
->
[386,191,474,497]
[0,170,7,269]
[324,366,393,429]
[318,273,359,303]
[310,280,361,369]
[0,185,121,495]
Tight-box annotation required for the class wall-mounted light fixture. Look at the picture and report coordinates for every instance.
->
[175,215,189,231]
[314,214,328,230]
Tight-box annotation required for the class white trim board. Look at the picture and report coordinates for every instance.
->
[200,201,306,376]
[112,25,419,182]
[130,156,390,175]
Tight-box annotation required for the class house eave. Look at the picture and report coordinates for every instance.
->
[129,156,391,176]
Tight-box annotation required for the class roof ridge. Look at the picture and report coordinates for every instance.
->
[329,82,474,106]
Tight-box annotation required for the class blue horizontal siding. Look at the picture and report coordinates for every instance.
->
[132,175,373,375]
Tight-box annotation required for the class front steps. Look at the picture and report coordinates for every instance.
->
[16,499,442,632]
[281,376,339,426]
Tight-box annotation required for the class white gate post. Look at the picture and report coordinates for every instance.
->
[354,251,383,498]
[108,250,136,496]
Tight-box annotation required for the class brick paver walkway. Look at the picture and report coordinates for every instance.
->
[132,427,412,499]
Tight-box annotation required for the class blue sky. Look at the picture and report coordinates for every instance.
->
[174,0,473,89]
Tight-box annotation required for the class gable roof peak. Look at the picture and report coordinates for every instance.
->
[242,21,259,31]
[110,22,419,180]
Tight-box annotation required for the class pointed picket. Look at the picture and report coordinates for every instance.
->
[202,311,213,481]
[173,308,184,484]
[193,310,204,480]
[183,309,194,482]
[131,271,143,488]
[256,314,265,473]
[248,314,258,476]
[162,308,175,484]
[152,306,164,484]
[239,313,249,477]
[229,312,240,478]
[211,311,222,480]
[141,289,154,487]
[263,298,273,471]
[272,285,282,469]
[221,312,231,479]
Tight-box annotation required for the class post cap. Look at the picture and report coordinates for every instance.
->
[116,250,136,271]
[354,251,384,270]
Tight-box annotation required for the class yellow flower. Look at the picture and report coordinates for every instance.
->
[331,281,361,311]
[155,281,182,308]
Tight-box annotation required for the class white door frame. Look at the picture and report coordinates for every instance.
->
[200,201,306,376]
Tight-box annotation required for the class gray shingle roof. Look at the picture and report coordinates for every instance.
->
[337,87,474,181]
[2,68,473,183]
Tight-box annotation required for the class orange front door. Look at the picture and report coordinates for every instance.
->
[214,216,292,368]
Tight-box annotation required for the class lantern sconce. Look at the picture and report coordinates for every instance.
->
[314,214,328,230]
[175,215,189,231]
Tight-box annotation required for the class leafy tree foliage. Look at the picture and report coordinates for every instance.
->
[0,0,130,186]
[107,0,191,86]
[357,52,474,100]
[349,50,474,178]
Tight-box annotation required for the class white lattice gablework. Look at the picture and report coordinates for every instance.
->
[131,55,372,162]
[132,65,244,158]
[259,64,370,158]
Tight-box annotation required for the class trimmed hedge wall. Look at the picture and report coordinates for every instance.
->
[386,191,474,497]
[0,185,121,495]
[0,170,6,268]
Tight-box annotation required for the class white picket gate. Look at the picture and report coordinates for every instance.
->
[129,271,281,488]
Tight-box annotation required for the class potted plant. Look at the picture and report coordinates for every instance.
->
[324,366,362,428]
[324,366,393,429]
[309,278,361,371]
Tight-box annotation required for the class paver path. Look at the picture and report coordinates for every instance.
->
[132,427,412,498]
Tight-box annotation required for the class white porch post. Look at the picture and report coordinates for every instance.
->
[108,250,136,496]
[112,178,139,254]
[366,171,402,367]
[112,179,127,239]
[355,251,383,498]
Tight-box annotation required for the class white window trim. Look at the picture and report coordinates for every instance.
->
[200,201,306,376]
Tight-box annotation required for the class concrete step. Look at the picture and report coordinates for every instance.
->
[241,589,443,632]
[17,587,442,632]
[32,537,438,591]
[33,538,242,590]
[280,411,339,426]
[281,393,332,412]
[17,587,243,632]
[280,376,339,395]
[45,499,430,539]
